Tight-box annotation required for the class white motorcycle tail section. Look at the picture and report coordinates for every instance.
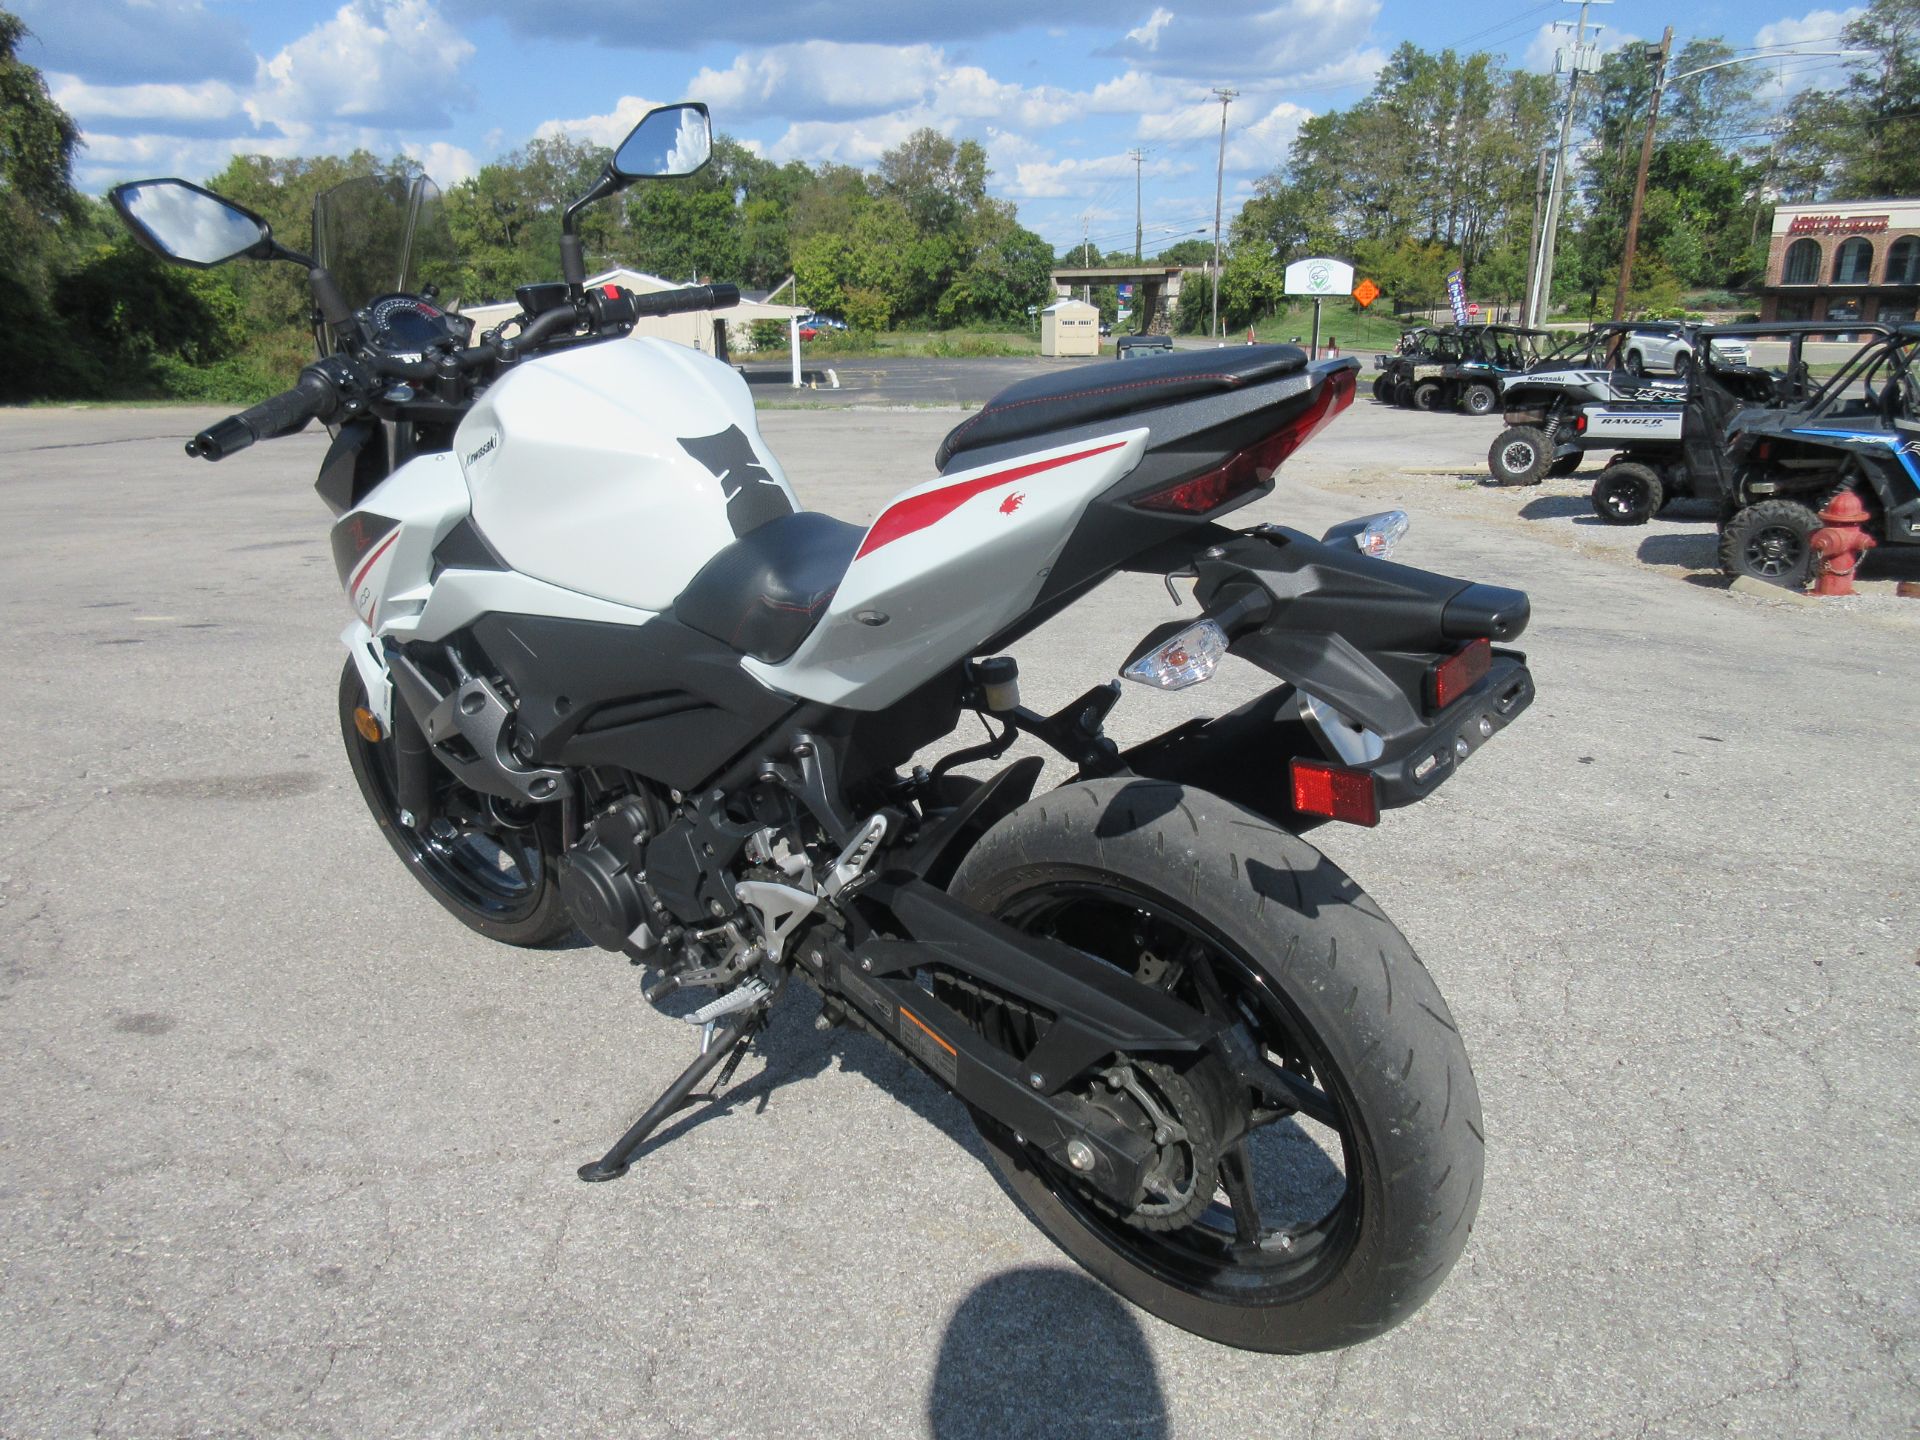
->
[456,339,797,613]
[748,430,1148,709]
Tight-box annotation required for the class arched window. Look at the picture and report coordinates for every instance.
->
[1833,236,1873,284]
[1782,238,1820,285]
[1887,236,1920,285]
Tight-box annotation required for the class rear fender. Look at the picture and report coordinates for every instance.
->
[1124,527,1535,818]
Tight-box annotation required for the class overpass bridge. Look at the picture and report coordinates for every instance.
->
[1047,264,1194,334]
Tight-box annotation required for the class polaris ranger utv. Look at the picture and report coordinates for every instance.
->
[1488,322,1752,486]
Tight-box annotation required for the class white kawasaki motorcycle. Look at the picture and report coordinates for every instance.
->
[112,102,1535,1353]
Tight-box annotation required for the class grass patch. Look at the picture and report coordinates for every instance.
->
[1244,303,1409,353]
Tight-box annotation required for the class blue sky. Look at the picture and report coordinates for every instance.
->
[19,0,1866,256]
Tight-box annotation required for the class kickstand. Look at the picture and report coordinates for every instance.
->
[577,1012,762,1183]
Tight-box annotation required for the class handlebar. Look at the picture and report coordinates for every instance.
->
[185,281,747,461]
[185,369,340,461]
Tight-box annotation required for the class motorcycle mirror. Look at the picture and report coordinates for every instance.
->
[108,178,274,268]
[609,103,713,180]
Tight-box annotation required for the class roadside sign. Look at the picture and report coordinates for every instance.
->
[1467,301,1481,318]
[1352,277,1381,308]
[1026,305,1039,315]
[1446,269,1468,325]
[1284,257,1355,296]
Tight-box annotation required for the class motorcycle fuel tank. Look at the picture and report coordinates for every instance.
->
[455,338,799,613]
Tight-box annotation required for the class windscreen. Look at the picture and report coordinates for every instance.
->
[312,175,464,351]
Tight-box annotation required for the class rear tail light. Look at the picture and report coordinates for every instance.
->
[1290,759,1379,827]
[1751,440,1772,462]
[1428,637,1491,710]
[1574,413,1588,432]
[1133,365,1356,514]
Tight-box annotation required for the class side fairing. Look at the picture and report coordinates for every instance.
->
[328,451,469,634]
[456,339,798,613]
[747,430,1148,709]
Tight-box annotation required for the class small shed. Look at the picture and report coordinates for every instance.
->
[1040,299,1101,357]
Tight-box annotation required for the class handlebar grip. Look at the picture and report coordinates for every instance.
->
[184,371,337,461]
[629,283,741,318]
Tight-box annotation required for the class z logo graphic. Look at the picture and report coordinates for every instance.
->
[678,426,797,537]
[999,492,1024,515]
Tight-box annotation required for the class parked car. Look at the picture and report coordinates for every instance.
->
[1116,334,1175,359]
[1619,322,1750,378]
[797,313,847,340]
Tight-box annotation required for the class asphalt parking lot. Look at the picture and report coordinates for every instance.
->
[1,386,1914,1437]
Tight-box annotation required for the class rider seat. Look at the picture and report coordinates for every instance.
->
[934,344,1310,471]
[673,510,863,663]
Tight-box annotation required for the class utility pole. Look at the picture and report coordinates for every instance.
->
[1130,147,1145,262]
[1521,148,1549,327]
[1528,0,1610,328]
[1210,87,1237,339]
[1082,211,1093,304]
[1613,26,1673,320]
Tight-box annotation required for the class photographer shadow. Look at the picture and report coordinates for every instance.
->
[929,1267,1170,1440]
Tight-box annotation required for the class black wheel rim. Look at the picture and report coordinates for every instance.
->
[1599,476,1645,518]
[988,882,1362,1305]
[346,703,551,922]
[1501,440,1537,474]
[1743,524,1807,578]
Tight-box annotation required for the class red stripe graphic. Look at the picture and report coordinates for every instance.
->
[349,529,400,595]
[853,441,1128,559]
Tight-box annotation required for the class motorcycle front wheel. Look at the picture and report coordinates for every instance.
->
[337,660,573,946]
[950,778,1483,1353]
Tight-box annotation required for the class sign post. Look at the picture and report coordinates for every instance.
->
[1283,257,1355,358]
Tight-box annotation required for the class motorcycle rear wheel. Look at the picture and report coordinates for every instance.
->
[338,660,573,946]
[950,779,1483,1353]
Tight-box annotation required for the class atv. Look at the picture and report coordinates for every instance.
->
[1379,325,1551,416]
[1488,322,1752,486]
[1712,323,1920,585]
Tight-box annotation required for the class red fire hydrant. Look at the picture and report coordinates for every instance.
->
[1809,489,1877,596]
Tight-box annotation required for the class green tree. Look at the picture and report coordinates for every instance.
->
[0,8,84,398]
[1778,0,1920,198]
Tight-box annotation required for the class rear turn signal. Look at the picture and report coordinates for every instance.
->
[1427,638,1491,711]
[1290,759,1379,827]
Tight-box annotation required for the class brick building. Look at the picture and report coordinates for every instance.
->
[1757,199,1920,323]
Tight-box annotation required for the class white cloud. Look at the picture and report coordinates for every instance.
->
[1126,8,1175,51]
[1226,100,1313,171]
[534,96,671,149]
[1751,8,1868,99]
[50,76,246,135]
[404,140,479,184]
[689,43,945,120]
[248,0,475,135]
[1103,0,1381,85]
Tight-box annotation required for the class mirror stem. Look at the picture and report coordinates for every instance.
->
[560,168,620,295]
